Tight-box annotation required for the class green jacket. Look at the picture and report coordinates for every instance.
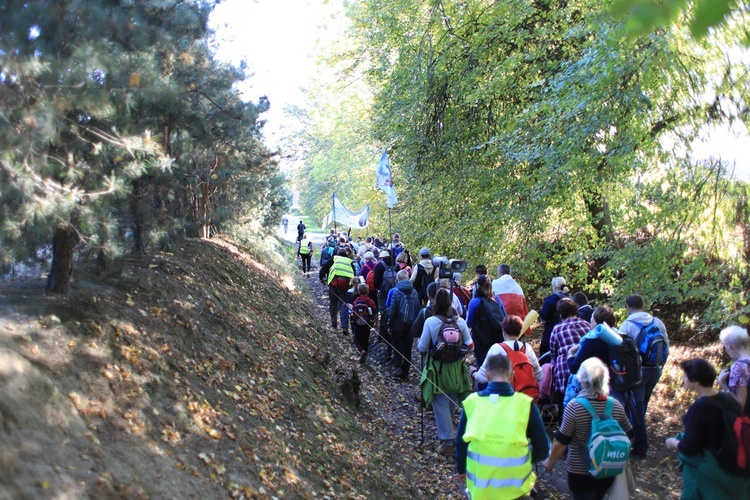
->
[420,355,472,406]
[679,451,750,500]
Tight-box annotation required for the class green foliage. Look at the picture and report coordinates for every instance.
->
[611,0,750,44]
[290,0,750,332]
[0,1,290,281]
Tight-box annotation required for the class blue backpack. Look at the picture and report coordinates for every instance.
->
[633,320,668,367]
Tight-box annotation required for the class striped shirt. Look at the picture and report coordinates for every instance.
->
[554,393,633,474]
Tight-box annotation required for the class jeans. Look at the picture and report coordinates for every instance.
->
[328,286,350,330]
[629,365,663,455]
[432,393,460,441]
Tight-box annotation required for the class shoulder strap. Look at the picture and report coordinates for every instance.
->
[498,342,512,355]
[603,397,614,418]
[576,398,614,419]
[576,398,598,419]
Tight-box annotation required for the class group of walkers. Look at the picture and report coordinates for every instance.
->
[306,231,750,499]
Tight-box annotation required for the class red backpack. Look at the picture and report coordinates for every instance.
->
[498,341,539,400]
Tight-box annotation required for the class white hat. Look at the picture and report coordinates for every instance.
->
[379,250,390,258]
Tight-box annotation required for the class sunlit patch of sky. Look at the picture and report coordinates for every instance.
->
[209,1,750,181]
[209,0,334,151]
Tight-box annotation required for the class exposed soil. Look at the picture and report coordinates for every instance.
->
[0,234,717,499]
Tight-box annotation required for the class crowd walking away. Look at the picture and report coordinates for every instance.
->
[306,229,750,498]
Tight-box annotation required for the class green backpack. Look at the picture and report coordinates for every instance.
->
[577,397,631,478]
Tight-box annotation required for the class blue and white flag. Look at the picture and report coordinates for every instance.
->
[321,194,370,229]
[375,151,398,208]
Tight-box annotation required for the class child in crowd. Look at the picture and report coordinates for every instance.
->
[350,284,377,364]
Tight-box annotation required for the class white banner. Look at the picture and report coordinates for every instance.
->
[322,194,370,229]
[375,151,397,208]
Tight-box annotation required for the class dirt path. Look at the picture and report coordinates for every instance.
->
[299,252,564,498]
[300,250,682,499]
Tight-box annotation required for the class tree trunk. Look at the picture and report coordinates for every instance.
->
[132,177,146,254]
[47,223,74,294]
[736,195,750,263]
[584,189,617,246]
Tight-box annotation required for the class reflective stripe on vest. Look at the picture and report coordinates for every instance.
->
[299,239,311,254]
[462,391,535,500]
[327,255,354,285]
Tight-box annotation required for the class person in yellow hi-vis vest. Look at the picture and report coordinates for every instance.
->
[319,249,355,335]
[297,234,313,274]
[456,354,550,499]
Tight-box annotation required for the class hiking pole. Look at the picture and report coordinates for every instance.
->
[420,353,425,444]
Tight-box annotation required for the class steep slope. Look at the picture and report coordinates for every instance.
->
[0,237,421,499]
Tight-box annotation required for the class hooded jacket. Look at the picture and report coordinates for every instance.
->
[386,279,419,330]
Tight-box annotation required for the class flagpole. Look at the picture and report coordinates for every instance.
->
[332,193,337,234]
[388,205,392,251]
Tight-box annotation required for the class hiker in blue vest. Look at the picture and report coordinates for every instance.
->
[543,357,633,500]
[665,358,750,499]
[619,293,669,458]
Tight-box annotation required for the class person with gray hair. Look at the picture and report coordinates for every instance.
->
[718,325,750,414]
[543,358,633,499]
[491,263,528,319]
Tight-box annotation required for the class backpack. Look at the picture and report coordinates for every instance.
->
[395,289,420,327]
[705,392,750,477]
[330,276,350,290]
[430,316,464,363]
[454,286,472,309]
[498,341,539,399]
[379,264,399,296]
[577,397,631,478]
[365,270,375,291]
[608,335,643,393]
[413,264,436,302]
[351,300,373,326]
[633,319,668,366]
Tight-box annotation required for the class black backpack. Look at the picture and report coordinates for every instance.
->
[413,264,436,302]
[608,335,643,393]
[705,392,750,477]
[379,264,399,297]
[430,316,464,363]
[351,302,373,326]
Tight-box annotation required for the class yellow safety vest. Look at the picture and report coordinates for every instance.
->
[299,239,311,255]
[327,255,354,285]
[462,391,535,500]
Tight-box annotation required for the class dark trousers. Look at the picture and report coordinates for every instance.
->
[300,253,312,273]
[392,327,414,376]
[353,323,371,352]
[568,473,614,500]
